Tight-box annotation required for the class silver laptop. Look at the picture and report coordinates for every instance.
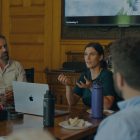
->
[12,81,69,116]
[12,81,49,116]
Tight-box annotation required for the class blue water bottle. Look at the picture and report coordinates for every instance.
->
[91,81,103,119]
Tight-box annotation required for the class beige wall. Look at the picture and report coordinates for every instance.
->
[1,0,112,83]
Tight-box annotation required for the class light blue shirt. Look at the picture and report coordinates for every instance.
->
[95,96,140,140]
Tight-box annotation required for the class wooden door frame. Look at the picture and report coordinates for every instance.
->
[0,0,2,33]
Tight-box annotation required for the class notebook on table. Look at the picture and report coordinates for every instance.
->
[12,81,69,116]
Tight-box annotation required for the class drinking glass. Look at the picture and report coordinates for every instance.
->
[5,86,14,109]
[0,88,6,106]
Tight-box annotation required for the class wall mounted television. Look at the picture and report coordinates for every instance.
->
[64,0,140,27]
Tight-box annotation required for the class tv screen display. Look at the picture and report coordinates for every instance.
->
[64,0,140,27]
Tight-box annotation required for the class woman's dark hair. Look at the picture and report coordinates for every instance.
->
[84,42,107,69]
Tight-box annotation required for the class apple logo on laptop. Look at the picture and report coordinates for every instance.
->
[29,95,33,101]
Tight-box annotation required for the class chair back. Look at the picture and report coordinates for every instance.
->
[25,68,34,83]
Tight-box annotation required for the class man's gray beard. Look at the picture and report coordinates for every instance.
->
[1,52,9,64]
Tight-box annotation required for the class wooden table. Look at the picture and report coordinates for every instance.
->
[0,106,102,140]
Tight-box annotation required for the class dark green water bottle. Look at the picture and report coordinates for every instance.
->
[43,90,55,127]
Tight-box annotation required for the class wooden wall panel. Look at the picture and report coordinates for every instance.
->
[10,45,44,60]
[51,0,61,69]
[10,0,22,6]
[9,1,46,83]
[10,17,44,33]
[10,7,44,16]
[1,0,10,44]
[0,0,1,33]
[10,34,44,44]
[1,0,53,83]
[31,0,45,6]
[43,0,53,73]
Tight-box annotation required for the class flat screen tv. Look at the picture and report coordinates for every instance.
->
[64,0,140,27]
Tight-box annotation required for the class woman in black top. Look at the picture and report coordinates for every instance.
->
[58,42,121,110]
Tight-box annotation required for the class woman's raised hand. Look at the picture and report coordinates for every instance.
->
[76,76,92,89]
[58,73,71,86]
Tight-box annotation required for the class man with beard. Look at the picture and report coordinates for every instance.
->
[94,37,140,140]
[0,35,26,107]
